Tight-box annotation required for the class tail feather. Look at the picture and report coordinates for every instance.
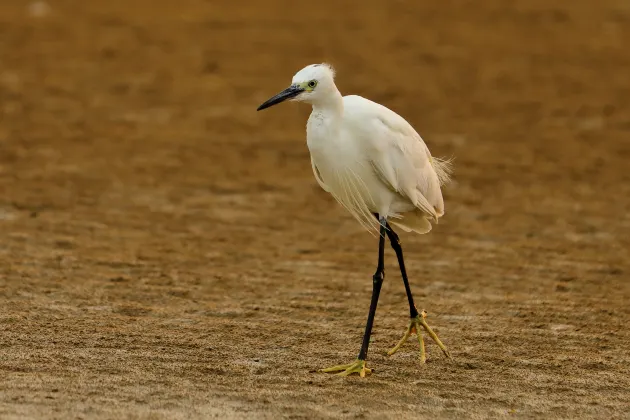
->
[389,210,433,234]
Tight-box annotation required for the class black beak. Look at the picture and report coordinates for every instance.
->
[257,85,304,111]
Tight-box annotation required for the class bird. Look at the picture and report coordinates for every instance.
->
[257,63,452,377]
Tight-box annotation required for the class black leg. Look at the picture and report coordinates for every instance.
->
[374,217,452,362]
[357,216,387,361]
[384,222,420,319]
[372,214,419,319]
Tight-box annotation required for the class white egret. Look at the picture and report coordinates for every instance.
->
[257,64,452,377]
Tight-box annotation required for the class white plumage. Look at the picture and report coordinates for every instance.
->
[292,64,452,234]
[256,63,453,376]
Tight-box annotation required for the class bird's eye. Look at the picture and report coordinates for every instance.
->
[308,80,317,89]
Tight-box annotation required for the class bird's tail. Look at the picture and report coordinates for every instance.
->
[389,210,433,235]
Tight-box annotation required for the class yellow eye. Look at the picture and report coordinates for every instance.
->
[308,80,317,89]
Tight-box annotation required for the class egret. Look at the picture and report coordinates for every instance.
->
[257,64,452,377]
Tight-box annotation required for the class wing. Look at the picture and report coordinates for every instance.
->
[342,95,452,221]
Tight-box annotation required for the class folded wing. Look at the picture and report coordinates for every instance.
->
[342,95,452,223]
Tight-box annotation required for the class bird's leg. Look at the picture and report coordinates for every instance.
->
[383,220,451,363]
[383,223,418,319]
[320,217,387,377]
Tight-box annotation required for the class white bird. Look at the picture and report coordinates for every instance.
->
[257,63,452,377]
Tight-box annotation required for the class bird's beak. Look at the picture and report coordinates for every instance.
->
[257,85,304,111]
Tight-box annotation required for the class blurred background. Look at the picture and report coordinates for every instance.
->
[1,0,629,418]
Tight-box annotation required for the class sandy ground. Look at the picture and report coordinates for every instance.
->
[1,0,630,418]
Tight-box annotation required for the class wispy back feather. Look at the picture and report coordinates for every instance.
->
[330,169,380,235]
[432,156,454,186]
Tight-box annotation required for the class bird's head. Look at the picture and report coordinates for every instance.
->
[257,63,336,111]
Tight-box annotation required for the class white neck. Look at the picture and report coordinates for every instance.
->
[311,87,344,118]
[306,87,345,156]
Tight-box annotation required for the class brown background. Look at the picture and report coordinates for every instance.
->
[1,0,629,418]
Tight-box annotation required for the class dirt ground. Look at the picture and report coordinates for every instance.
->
[1,0,630,418]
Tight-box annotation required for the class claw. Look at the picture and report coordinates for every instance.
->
[320,359,372,377]
[387,310,450,362]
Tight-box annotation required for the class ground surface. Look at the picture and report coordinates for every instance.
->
[1,0,630,419]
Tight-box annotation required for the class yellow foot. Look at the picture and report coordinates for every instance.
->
[319,359,372,377]
[387,310,451,363]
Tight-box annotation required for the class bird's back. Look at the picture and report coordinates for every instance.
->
[340,95,451,217]
[307,94,451,234]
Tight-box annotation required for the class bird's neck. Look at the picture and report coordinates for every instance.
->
[310,88,344,121]
[306,89,344,155]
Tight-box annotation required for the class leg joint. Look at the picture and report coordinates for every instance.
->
[372,271,384,285]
